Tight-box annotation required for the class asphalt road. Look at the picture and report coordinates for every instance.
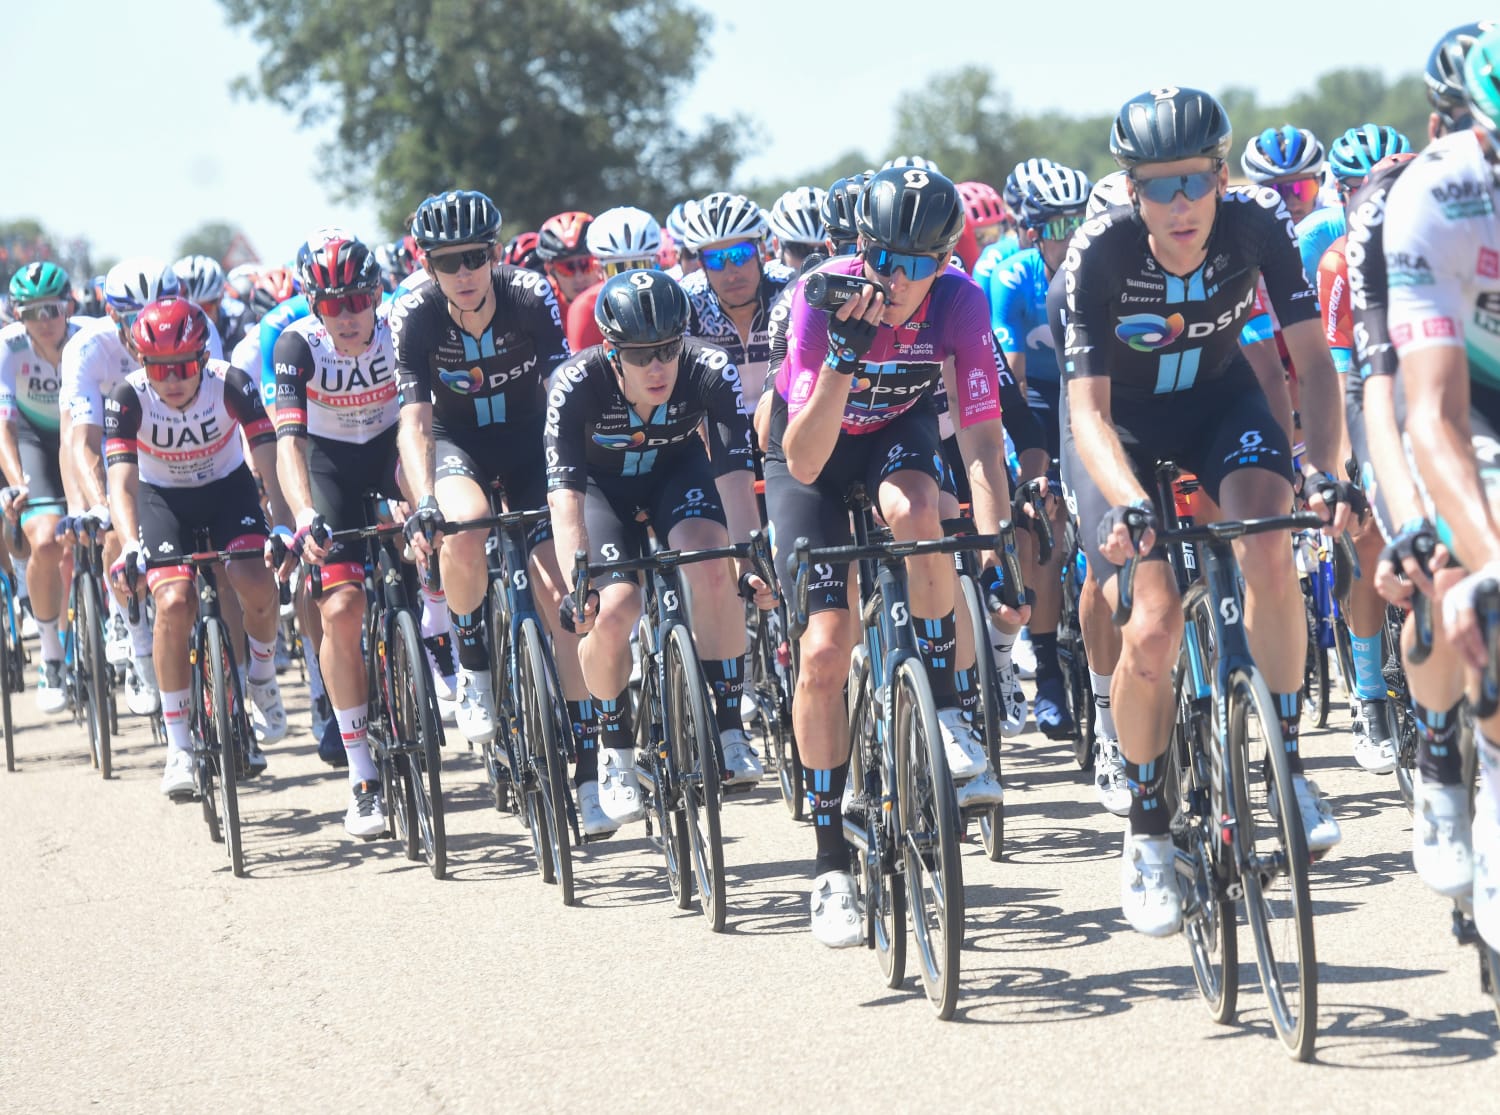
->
[1,662,1495,1114]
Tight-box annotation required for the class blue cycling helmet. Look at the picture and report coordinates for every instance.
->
[1240,126,1324,183]
[1327,125,1411,180]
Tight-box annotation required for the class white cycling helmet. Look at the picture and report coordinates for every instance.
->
[767,186,828,246]
[1086,170,1133,218]
[225,263,259,302]
[171,254,226,304]
[1003,157,1058,213]
[104,257,179,312]
[1240,125,1325,183]
[880,155,943,174]
[678,192,768,250]
[587,206,662,261]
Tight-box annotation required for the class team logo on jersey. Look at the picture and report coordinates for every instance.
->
[1115,312,1185,352]
[438,366,484,394]
[851,376,873,393]
[592,431,647,450]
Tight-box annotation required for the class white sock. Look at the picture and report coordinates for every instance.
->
[246,633,276,685]
[162,688,192,754]
[35,615,62,662]
[420,586,450,640]
[991,624,1016,668]
[1090,670,1117,741]
[336,703,379,784]
[306,642,326,705]
[14,559,28,601]
[126,607,153,656]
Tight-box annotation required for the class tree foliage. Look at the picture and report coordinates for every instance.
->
[177,221,241,263]
[220,0,753,236]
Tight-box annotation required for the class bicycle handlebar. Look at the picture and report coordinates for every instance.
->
[1012,478,1054,565]
[1475,580,1500,719]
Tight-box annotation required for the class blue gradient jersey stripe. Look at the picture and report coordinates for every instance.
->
[1153,271,1206,394]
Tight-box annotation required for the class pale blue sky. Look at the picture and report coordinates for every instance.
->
[7,1,1484,265]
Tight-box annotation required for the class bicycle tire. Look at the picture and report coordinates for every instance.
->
[519,617,575,904]
[487,580,519,814]
[77,574,112,780]
[392,609,446,879]
[1228,667,1317,1061]
[847,647,906,986]
[961,574,1004,861]
[667,623,727,931]
[1386,606,1417,812]
[204,620,244,877]
[752,604,804,821]
[1,577,14,773]
[1301,583,1330,729]
[895,655,964,1020]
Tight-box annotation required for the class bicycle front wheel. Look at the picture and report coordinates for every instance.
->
[519,616,574,905]
[203,620,244,877]
[960,574,1004,862]
[667,623,727,932]
[77,573,111,780]
[1301,583,1330,729]
[1,575,15,773]
[894,655,964,1020]
[1229,667,1317,1061]
[751,603,803,821]
[392,609,446,879]
[847,646,905,986]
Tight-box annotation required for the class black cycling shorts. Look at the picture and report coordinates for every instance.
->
[1060,361,1293,585]
[433,417,550,543]
[12,420,65,524]
[583,442,726,585]
[307,426,403,583]
[139,465,267,590]
[763,393,944,614]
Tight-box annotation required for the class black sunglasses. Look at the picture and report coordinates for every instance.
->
[428,246,494,275]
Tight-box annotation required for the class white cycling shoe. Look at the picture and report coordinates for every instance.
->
[995,660,1028,738]
[598,747,646,825]
[344,781,387,840]
[454,668,496,744]
[1412,772,1474,898]
[720,728,764,786]
[1121,832,1182,938]
[160,749,196,799]
[810,870,863,948]
[125,656,160,717]
[937,707,987,779]
[955,766,1004,809]
[1094,737,1133,817]
[248,679,287,745]
[576,781,619,838]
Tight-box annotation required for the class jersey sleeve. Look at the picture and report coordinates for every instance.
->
[272,329,315,438]
[223,365,276,448]
[103,383,140,468]
[543,359,590,493]
[61,328,105,427]
[258,296,306,387]
[513,267,572,377]
[1317,247,1355,375]
[390,286,435,408]
[945,278,1003,429]
[1386,175,1467,359]
[1058,216,1123,382]
[1250,190,1320,328]
[779,284,833,420]
[0,350,18,422]
[694,348,755,476]
[1238,280,1277,347]
[1346,173,1401,379]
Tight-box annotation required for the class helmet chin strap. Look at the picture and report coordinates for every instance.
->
[447,281,492,323]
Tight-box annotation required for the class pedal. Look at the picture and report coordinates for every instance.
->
[167,788,196,804]
[720,778,758,797]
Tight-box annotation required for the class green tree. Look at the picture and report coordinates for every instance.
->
[177,221,240,263]
[221,0,753,233]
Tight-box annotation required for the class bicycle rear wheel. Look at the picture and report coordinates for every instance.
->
[667,624,727,931]
[1,578,14,773]
[392,609,446,879]
[204,621,244,877]
[1301,582,1330,729]
[519,617,574,904]
[960,574,1004,860]
[895,655,964,1020]
[80,575,112,780]
[847,647,905,986]
[486,580,517,813]
[1229,667,1317,1061]
[750,604,803,820]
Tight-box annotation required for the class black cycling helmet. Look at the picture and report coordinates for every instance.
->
[410,189,502,249]
[854,166,965,255]
[821,172,871,245]
[1426,21,1498,126]
[594,270,689,346]
[1110,87,1233,169]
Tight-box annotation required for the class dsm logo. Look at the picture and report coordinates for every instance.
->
[1115,312,1185,353]
[592,431,646,450]
[438,366,484,394]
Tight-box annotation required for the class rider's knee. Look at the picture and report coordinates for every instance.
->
[882,480,939,538]
[153,580,195,622]
[799,623,854,691]
[1238,532,1296,590]
[320,584,364,635]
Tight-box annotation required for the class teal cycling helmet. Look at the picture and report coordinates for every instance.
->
[1464,26,1500,140]
[1327,125,1411,180]
[9,261,70,305]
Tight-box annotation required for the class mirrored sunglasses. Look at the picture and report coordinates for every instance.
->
[700,241,760,271]
[1131,168,1219,205]
[313,291,378,318]
[863,246,943,281]
[143,357,206,382]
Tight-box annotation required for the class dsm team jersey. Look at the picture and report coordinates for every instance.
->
[1058,187,1318,399]
[104,361,274,488]
[1384,129,1500,391]
[544,339,753,491]
[62,313,225,428]
[272,310,399,443]
[775,255,1003,435]
[390,265,569,429]
[990,248,1062,383]
[0,317,93,432]
[682,261,793,401]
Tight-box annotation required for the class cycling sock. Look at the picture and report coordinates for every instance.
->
[807,764,851,875]
[1415,701,1464,785]
[918,613,959,706]
[1030,630,1061,682]
[335,703,378,784]
[1090,670,1117,740]
[991,625,1016,669]
[306,644,327,706]
[13,559,27,603]
[700,657,744,734]
[568,699,599,786]
[126,608,153,656]
[420,585,450,640]
[598,694,632,750]
[246,633,276,685]
[1348,630,1385,701]
[452,609,489,672]
[1125,755,1170,836]
[1276,691,1305,775]
[162,688,192,754]
[35,615,62,662]
[955,664,980,719]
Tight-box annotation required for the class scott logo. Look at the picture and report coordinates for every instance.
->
[890,601,909,626]
[662,590,680,613]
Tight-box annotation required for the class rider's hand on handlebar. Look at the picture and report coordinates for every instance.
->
[1097,501,1156,566]
[110,543,145,594]
[1304,472,1354,535]
[0,485,28,523]
[737,565,779,611]
[1375,517,1443,605]
[559,588,599,635]
[403,496,445,558]
[1441,560,1500,670]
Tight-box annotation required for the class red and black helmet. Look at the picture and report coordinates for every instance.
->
[536,211,594,262]
[296,227,381,294]
[251,267,300,315]
[504,230,542,270]
[132,297,211,362]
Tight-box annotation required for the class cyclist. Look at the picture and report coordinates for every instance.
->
[547,270,772,832]
[272,230,403,837]
[973,158,1054,295]
[174,255,251,352]
[1386,28,1500,945]
[821,174,870,257]
[536,211,599,317]
[990,166,1093,746]
[566,206,662,353]
[62,258,224,716]
[1060,88,1347,937]
[767,165,1018,947]
[664,202,701,278]
[1241,125,1327,225]
[767,187,828,270]
[104,298,289,795]
[0,262,81,712]
[503,231,543,274]
[390,189,576,748]
[679,192,794,404]
[954,180,1009,274]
